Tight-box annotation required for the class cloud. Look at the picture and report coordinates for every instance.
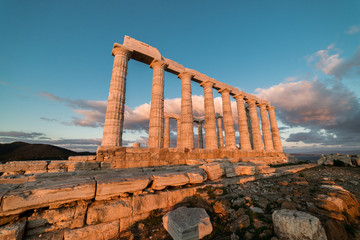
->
[345,25,360,35]
[331,47,360,79]
[256,79,360,148]
[0,131,46,139]
[308,44,343,75]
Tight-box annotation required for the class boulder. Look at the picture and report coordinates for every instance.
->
[272,209,327,240]
[163,206,212,240]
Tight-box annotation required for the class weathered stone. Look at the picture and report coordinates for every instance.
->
[95,174,150,200]
[119,212,150,232]
[0,161,48,175]
[213,199,231,215]
[167,187,196,207]
[315,194,346,213]
[25,231,64,240]
[86,198,132,225]
[133,192,168,215]
[0,220,26,240]
[64,220,119,240]
[1,178,95,216]
[68,155,96,161]
[186,169,207,184]
[256,164,276,174]
[163,207,212,240]
[230,215,250,232]
[199,162,224,180]
[272,209,327,240]
[185,159,206,166]
[151,172,189,190]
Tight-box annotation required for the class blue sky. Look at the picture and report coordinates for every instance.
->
[1,0,359,153]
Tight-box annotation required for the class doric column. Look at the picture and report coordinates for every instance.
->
[164,116,170,148]
[246,99,264,150]
[258,103,274,151]
[101,44,132,147]
[198,121,204,149]
[267,106,283,152]
[178,72,195,149]
[218,89,236,149]
[148,60,168,148]
[200,80,218,149]
[176,119,181,148]
[233,94,252,151]
[217,116,224,148]
[246,107,254,149]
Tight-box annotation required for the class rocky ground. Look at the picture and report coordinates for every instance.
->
[120,165,360,240]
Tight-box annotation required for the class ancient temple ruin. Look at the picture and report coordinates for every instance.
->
[96,36,286,167]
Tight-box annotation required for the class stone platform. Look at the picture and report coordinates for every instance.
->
[0,158,316,240]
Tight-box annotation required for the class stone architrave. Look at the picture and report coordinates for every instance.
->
[217,116,224,148]
[176,119,181,148]
[164,116,170,148]
[246,99,264,150]
[101,44,132,147]
[200,80,218,149]
[267,106,283,152]
[233,94,252,151]
[148,60,168,148]
[198,121,204,149]
[178,72,195,149]
[258,103,274,151]
[218,89,236,149]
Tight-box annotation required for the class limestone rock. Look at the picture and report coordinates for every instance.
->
[186,169,207,184]
[0,220,26,240]
[199,162,224,180]
[163,206,212,240]
[272,209,327,240]
[151,172,189,190]
[64,220,119,240]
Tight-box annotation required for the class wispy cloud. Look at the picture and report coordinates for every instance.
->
[0,81,7,86]
[345,25,360,35]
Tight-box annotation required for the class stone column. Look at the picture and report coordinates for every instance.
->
[267,106,283,152]
[101,44,132,147]
[164,116,170,148]
[246,107,254,149]
[246,99,264,150]
[217,116,224,148]
[200,80,218,149]
[148,60,168,148]
[258,103,274,151]
[233,94,252,151]
[176,118,181,148]
[198,121,204,149]
[178,72,195,149]
[218,89,236,149]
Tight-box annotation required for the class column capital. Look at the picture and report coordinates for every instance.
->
[177,72,194,80]
[257,102,268,108]
[200,80,214,88]
[245,98,257,104]
[233,94,245,101]
[218,88,231,94]
[149,59,168,69]
[111,43,132,57]
[267,105,275,111]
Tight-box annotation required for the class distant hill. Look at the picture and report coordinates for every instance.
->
[0,142,95,164]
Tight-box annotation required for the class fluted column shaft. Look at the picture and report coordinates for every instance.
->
[219,89,236,149]
[259,103,274,151]
[101,44,132,147]
[246,107,254,149]
[178,72,195,149]
[200,81,218,149]
[176,119,181,148]
[148,60,168,148]
[217,117,224,148]
[268,106,283,152]
[164,117,170,148]
[246,99,264,150]
[234,95,252,151]
[198,121,204,149]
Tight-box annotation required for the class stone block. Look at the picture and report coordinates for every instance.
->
[0,161,48,175]
[0,220,26,240]
[26,204,87,236]
[95,175,150,200]
[133,192,169,215]
[68,155,96,161]
[272,209,327,240]
[120,212,150,232]
[25,231,64,240]
[47,161,68,173]
[199,163,224,181]
[168,187,196,207]
[86,198,132,225]
[185,159,206,165]
[163,207,213,240]
[256,165,276,174]
[1,178,95,216]
[151,172,189,190]
[64,220,119,240]
[186,169,207,184]
[66,161,100,172]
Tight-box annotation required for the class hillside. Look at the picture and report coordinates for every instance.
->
[0,142,94,163]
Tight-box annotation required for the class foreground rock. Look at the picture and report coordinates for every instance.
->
[272,209,327,240]
[163,206,213,240]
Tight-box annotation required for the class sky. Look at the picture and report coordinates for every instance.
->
[0,0,360,153]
